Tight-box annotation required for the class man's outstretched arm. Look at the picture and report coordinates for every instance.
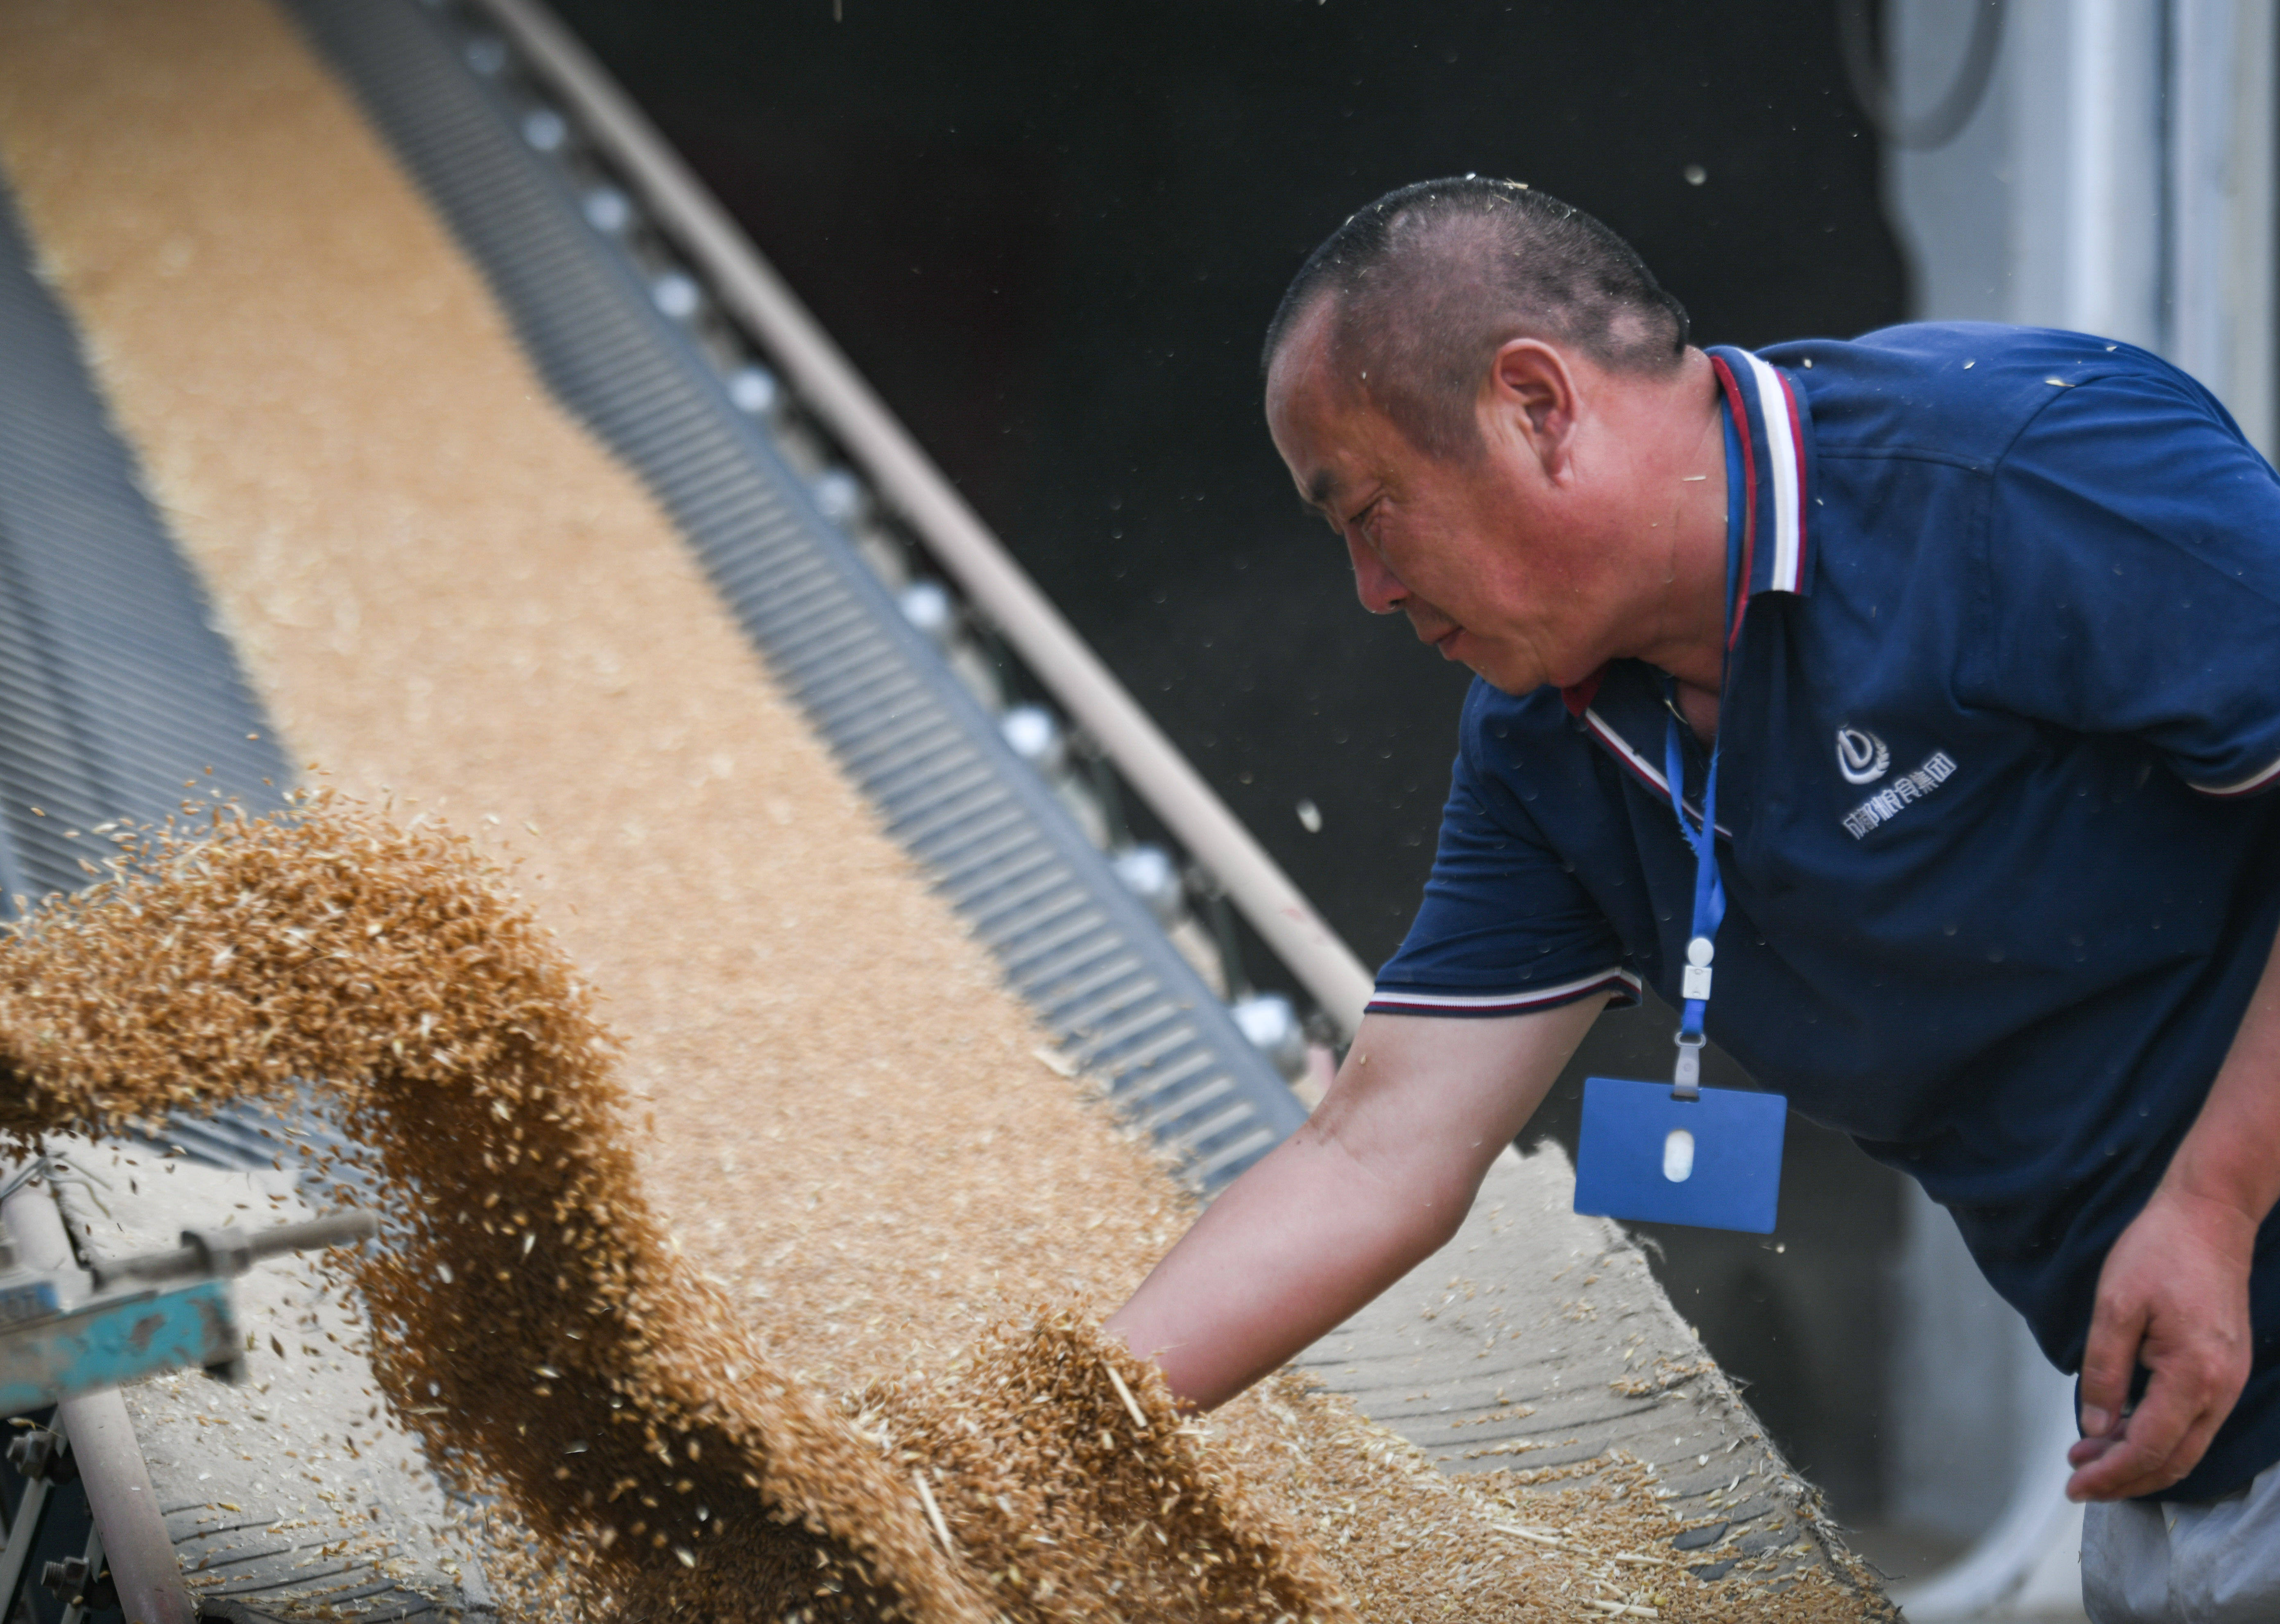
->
[1105,997,1604,1411]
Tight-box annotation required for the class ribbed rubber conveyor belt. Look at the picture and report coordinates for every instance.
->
[278,0,1307,1191]
[0,184,287,890]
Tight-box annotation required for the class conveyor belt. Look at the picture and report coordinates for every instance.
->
[0,163,365,1260]
[278,0,1307,1190]
[0,184,287,900]
[1296,1148,1874,1599]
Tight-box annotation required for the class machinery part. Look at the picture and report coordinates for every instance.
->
[0,1417,68,1622]
[0,1269,233,1420]
[45,1536,118,1617]
[896,579,955,647]
[0,1199,374,1419]
[41,1554,86,1600]
[1229,992,1310,1083]
[998,704,1066,776]
[3,1181,195,1624]
[1109,844,1187,931]
[54,1151,490,1624]
[88,1210,378,1289]
[6,1428,72,1484]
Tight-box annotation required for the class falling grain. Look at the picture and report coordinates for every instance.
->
[0,794,1347,1623]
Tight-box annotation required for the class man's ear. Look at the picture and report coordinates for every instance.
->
[1484,339,1583,477]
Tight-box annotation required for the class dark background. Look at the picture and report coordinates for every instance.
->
[557,0,1915,1520]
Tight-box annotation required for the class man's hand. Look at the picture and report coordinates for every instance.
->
[1105,1000,1601,1411]
[2067,1187,2257,1502]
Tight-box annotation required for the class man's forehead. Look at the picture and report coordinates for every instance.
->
[1276,382,1352,512]
[1268,313,1372,513]
[1266,294,1344,416]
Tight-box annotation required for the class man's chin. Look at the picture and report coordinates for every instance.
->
[1448,642,1538,695]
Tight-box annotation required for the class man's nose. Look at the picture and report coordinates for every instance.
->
[1346,533,1405,615]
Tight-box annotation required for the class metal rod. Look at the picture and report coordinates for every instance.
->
[91,1208,378,1289]
[469,0,1377,1036]
[0,1178,193,1624]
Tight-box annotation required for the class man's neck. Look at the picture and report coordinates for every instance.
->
[1620,349,1732,704]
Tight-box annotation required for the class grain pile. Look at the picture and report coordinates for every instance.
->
[0,792,1344,1622]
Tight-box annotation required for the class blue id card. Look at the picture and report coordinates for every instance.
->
[1572,1076,1787,1233]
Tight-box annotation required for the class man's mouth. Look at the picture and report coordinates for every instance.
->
[1428,625,1463,658]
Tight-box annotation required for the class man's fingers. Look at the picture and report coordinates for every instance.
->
[2076,1294,2149,1438]
[2067,1416,2225,1501]
[2064,1372,2212,1501]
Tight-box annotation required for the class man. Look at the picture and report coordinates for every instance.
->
[1104,177,2280,1623]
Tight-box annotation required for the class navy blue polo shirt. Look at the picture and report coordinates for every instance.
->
[1371,323,2280,1500]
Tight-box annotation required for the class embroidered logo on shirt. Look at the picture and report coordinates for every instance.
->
[1836,726,1891,785]
[1842,752,1958,839]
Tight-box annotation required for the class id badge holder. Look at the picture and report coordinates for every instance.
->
[1572,1064,1787,1233]
[1571,699,1789,1233]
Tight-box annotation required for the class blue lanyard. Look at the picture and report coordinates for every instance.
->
[1662,398,1746,1101]
[1663,699,1723,1101]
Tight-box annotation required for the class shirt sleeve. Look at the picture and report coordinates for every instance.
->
[1369,692,1640,1018]
[1977,368,2280,799]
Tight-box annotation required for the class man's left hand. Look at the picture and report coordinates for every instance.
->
[2067,1188,2257,1502]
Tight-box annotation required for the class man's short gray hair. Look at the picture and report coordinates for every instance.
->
[1265,177,1691,460]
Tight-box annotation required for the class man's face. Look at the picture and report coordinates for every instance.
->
[1265,314,1620,697]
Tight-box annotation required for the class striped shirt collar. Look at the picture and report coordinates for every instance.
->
[1706,344,1817,613]
[1560,345,1816,717]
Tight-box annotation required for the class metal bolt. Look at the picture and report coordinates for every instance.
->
[7,1426,70,1482]
[38,1556,86,1602]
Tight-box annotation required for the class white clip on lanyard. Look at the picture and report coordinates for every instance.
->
[1663,690,1725,1102]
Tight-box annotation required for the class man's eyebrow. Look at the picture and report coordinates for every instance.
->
[1301,469,1338,513]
